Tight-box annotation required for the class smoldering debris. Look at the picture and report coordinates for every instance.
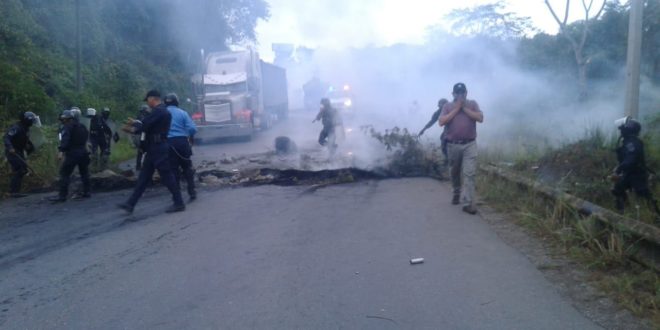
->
[194,126,447,188]
[197,167,385,188]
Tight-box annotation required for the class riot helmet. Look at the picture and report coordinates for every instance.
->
[320,98,331,108]
[70,107,82,119]
[87,108,97,117]
[164,93,180,107]
[20,111,41,127]
[60,110,74,122]
[615,116,641,137]
[101,107,110,119]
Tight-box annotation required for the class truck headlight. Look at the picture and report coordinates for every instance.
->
[344,99,352,107]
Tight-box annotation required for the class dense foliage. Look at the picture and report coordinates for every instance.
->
[0,0,269,123]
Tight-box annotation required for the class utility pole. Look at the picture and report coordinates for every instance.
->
[624,0,643,118]
[75,0,82,93]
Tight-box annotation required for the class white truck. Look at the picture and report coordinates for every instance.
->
[192,49,288,141]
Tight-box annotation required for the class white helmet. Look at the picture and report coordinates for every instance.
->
[70,107,82,119]
[87,108,97,116]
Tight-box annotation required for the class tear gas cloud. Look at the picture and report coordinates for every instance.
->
[280,33,658,163]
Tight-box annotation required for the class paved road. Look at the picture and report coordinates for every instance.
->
[0,109,607,328]
[0,177,601,329]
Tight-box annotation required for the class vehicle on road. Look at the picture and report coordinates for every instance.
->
[327,84,355,117]
[192,49,288,142]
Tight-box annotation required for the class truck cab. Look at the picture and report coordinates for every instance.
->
[192,49,288,142]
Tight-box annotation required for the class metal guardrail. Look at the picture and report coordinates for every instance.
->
[480,164,660,271]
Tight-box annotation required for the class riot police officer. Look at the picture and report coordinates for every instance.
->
[418,98,450,165]
[133,104,150,170]
[49,110,92,202]
[89,107,118,170]
[117,90,185,214]
[165,93,198,201]
[313,98,342,153]
[611,117,660,216]
[3,111,40,197]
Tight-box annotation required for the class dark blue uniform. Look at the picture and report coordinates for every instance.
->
[57,121,91,199]
[133,107,150,170]
[89,115,112,167]
[3,123,34,194]
[124,103,184,209]
[612,136,660,214]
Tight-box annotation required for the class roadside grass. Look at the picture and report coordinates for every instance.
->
[477,124,660,325]
[1,125,136,196]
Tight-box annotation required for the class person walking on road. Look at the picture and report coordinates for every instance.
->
[117,90,185,214]
[3,111,40,198]
[88,107,118,170]
[439,83,484,215]
[313,98,343,155]
[49,110,92,203]
[164,93,198,202]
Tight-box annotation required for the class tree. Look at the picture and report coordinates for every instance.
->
[445,1,538,39]
[544,0,607,99]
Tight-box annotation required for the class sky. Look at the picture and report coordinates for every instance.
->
[255,0,606,60]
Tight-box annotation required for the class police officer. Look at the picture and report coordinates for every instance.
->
[117,90,185,214]
[164,93,198,201]
[49,110,92,202]
[313,98,342,153]
[133,104,150,171]
[88,107,118,170]
[418,98,450,165]
[611,117,660,216]
[3,111,40,197]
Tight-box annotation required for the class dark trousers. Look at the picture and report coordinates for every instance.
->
[168,137,196,197]
[59,151,91,198]
[136,150,144,170]
[6,152,28,193]
[612,173,660,214]
[318,126,336,146]
[90,135,110,168]
[126,143,184,207]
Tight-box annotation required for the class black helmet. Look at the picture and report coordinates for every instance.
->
[320,98,331,108]
[60,110,74,120]
[164,93,179,106]
[438,98,448,108]
[616,116,641,137]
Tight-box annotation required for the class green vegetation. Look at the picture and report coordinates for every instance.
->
[0,0,269,193]
[0,0,269,122]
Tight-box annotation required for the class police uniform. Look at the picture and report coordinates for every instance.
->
[89,114,113,168]
[55,120,91,201]
[3,122,34,194]
[121,103,184,211]
[316,104,339,147]
[133,106,150,170]
[167,104,198,200]
[611,118,660,215]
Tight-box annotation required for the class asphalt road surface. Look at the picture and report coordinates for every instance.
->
[0,110,605,329]
[0,177,602,329]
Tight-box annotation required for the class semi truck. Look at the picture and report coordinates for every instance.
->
[191,49,288,141]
